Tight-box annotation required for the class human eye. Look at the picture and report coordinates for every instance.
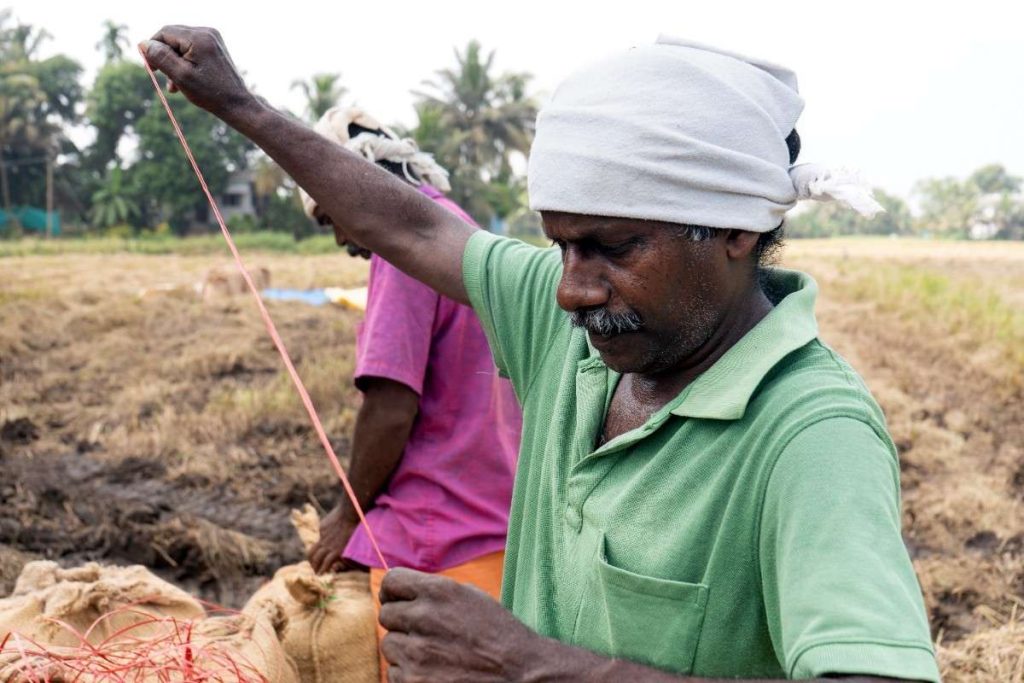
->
[601,238,639,257]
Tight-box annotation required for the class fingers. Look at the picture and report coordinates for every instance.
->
[143,25,219,85]
[308,540,332,574]
[140,39,192,85]
[379,631,413,666]
[150,25,196,61]
[378,570,465,633]
[140,25,252,119]
[309,546,357,574]
[379,567,437,603]
[307,542,324,572]
[380,634,415,683]
[378,597,416,634]
[310,546,335,575]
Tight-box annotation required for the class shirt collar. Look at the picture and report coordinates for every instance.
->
[583,268,819,423]
[668,268,819,420]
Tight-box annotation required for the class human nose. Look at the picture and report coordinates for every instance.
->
[556,246,609,312]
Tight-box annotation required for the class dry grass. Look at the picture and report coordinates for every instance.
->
[786,239,1024,678]
[0,251,369,604]
[1,238,1022,677]
[0,232,340,258]
[938,605,1024,682]
[786,237,1024,310]
[830,261,1023,379]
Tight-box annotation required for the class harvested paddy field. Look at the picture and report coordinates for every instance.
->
[2,238,1022,680]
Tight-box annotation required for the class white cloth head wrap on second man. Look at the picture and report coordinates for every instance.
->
[527,36,882,232]
[300,106,451,219]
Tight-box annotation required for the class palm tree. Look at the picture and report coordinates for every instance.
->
[0,10,50,62]
[0,13,79,228]
[96,20,130,63]
[0,70,46,226]
[90,167,138,229]
[413,41,537,222]
[290,73,346,122]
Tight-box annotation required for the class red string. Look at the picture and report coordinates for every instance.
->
[139,46,389,571]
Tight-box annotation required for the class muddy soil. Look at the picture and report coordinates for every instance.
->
[1,253,365,606]
[0,448,343,605]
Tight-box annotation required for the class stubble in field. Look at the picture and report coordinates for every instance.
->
[2,238,1022,679]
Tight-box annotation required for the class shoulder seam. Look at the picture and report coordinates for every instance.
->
[520,311,568,402]
[519,252,566,402]
[817,339,861,390]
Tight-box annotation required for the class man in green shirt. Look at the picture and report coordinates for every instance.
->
[143,27,940,682]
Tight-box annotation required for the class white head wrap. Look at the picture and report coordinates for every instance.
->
[527,36,882,231]
[301,106,451,218]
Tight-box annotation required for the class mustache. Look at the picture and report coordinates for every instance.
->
[570,307,643,336]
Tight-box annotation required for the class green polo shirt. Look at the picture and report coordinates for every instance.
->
[463,231,939,681]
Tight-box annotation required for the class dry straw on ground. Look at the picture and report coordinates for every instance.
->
[1,238,1022,679]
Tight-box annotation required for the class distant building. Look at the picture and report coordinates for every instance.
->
[969,192,1022,240]
[195,169,257,229]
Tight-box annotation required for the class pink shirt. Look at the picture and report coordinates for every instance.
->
[343,186,522,571]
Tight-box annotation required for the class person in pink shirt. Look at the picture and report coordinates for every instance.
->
[298,109,521,667]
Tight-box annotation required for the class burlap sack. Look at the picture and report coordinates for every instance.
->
[0,649,74,682]
[0,610,299,683]
[244,563,378,683]
[0,561,204,649]
[190,609,300,683]
[242,505,378,683]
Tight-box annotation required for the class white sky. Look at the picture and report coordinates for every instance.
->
[15,0,1024,197]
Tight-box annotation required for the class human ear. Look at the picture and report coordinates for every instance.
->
[723,229,760,262]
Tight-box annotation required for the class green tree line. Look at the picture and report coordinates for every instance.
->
[783,164,1023,240]
[0,15,538,238]
[3,13,1022,241]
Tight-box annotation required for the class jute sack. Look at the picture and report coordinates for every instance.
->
[0,609,299,683]
[243,506,378,683]
[189,609,300,683]
[0,561,204,649]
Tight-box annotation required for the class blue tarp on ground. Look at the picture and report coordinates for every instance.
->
[0,207,61,235]
[261,288,331,306]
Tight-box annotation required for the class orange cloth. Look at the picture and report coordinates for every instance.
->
[369,551,504,682]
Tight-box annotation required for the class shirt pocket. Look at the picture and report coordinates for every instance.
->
[571,538,709,674]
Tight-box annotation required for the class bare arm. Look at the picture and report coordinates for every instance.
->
[308,377,419,573]
[141,26,474,303]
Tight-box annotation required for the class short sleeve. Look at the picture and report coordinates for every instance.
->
[461,231,566,399]
[354,256,438,395]
[759,416,940,682]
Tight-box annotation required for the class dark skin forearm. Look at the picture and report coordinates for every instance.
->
[141,27,473,303]
[341,377,420,523]
[228,101,473,301]
[309,377,419,573]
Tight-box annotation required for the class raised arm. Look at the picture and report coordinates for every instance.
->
[141,26,474,303]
